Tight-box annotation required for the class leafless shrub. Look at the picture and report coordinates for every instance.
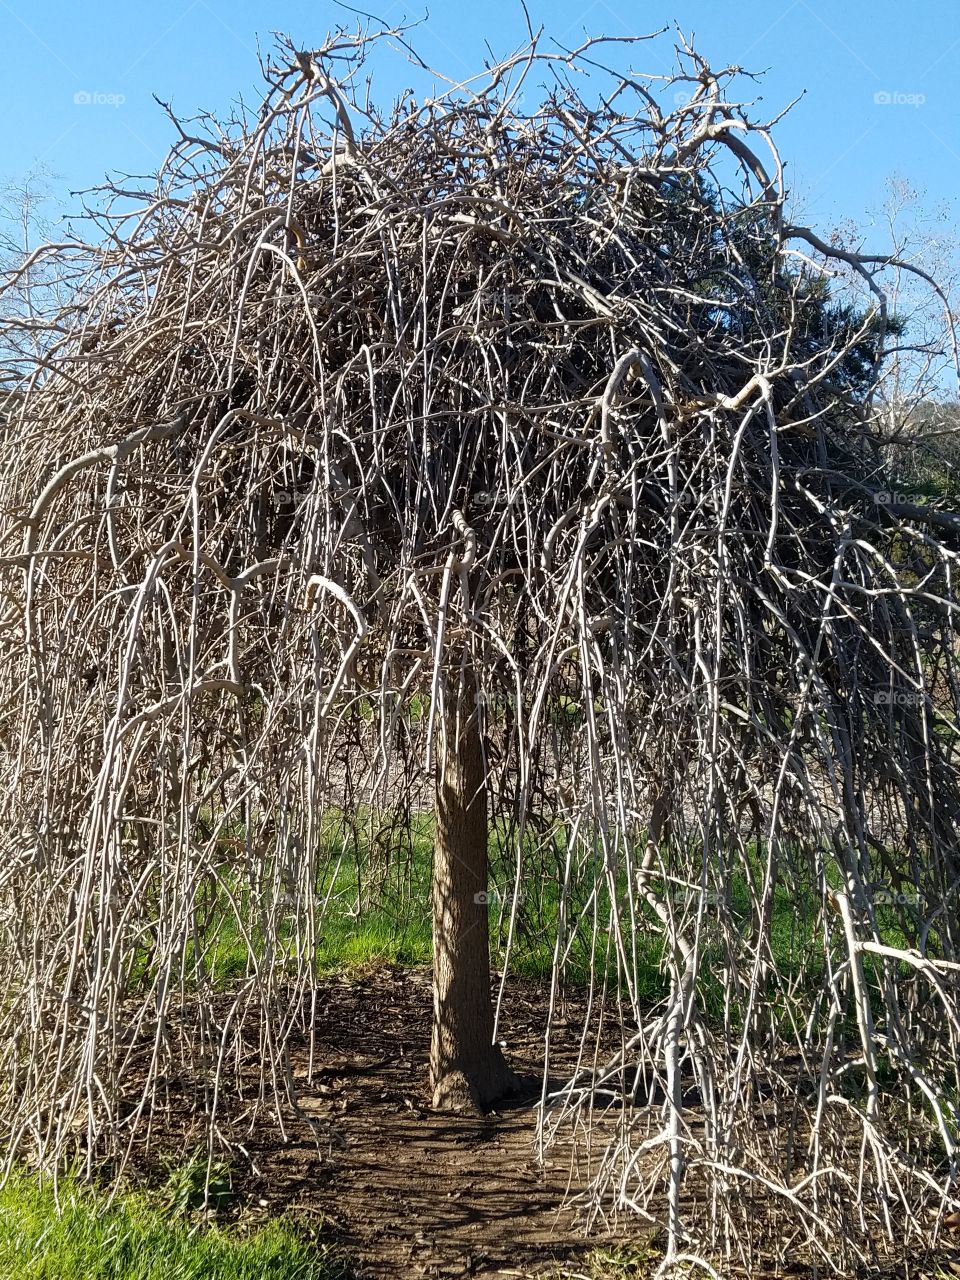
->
[0,22,959,1274]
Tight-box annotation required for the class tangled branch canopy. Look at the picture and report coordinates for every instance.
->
[2,24,960,1272]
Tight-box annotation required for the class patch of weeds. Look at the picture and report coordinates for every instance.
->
[156,1151,234,1214]
[547,1239,663,1278]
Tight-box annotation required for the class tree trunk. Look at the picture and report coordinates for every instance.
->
[430,668,518,1111]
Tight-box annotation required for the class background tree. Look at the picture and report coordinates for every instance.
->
[0,167,69,387]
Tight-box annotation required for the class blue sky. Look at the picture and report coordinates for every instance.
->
[0,0,957,248]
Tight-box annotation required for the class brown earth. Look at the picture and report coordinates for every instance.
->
[220,964,651,1279]
[127,965,960,1279]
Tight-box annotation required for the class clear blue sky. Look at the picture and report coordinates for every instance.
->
[0,0,958,247]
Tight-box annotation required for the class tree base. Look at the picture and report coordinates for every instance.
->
[431,1052,521,1114]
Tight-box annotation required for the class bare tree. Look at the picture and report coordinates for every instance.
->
[807,175,960,492]
[0,167,69,384]
[1,23,960,1274]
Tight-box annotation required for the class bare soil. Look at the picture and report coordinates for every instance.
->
[223,964,646,1279]
[128,966,960,1279]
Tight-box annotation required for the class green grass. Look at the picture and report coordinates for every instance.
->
[0,1168,347,1280]
[192,811,435,986]
[138,809,925,1033]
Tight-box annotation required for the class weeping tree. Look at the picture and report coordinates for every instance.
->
[3,22,960,1273]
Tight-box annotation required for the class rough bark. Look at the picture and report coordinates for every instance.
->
[430,670,519,1112]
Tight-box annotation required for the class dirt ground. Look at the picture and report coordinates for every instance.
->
[134,965,960,1280]
[223,964,648,1279]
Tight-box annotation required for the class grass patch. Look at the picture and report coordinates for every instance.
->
[193,811,435,986]
[545,1240,662,1278]
[141,807,923,1024]
[0,1168,347,1280]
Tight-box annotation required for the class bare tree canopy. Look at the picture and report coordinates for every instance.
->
[2,22,960,1274]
